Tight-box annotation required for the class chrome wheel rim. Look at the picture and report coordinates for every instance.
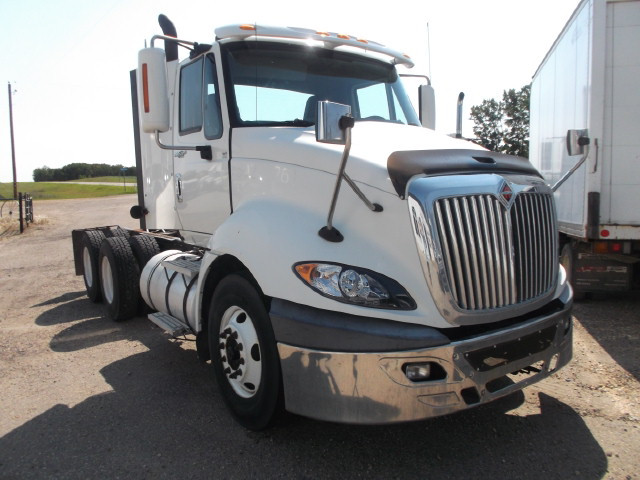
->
[101,256,114,304]
[219,306,261,399]
[83,246,93,287]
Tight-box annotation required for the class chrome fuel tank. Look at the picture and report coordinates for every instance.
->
[139,250,201,328]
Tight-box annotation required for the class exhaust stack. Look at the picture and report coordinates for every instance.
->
[158,14,178,62]
[456,92,464,139]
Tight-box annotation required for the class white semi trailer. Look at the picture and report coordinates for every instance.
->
[530,0,640,297]
[72,16,573,429]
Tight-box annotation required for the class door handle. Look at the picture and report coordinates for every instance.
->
[176,174,183,202]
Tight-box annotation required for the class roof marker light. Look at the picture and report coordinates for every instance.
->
[337,34,350,39]
[316,31,330,37]
[357,38,368,44]
[240,24,256,31]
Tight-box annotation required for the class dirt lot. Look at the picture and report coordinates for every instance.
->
[0,195,638,479]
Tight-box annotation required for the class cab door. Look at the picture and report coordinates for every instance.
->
[173,52,229,245]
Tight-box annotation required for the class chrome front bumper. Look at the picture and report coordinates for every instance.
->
[277,302,572,424]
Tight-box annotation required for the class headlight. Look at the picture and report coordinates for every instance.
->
[293,262,416,310]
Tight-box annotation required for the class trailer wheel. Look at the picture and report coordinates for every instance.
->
[81,230,106,302]
[99,236,139,321]
[128,235,161,313]
[208,274,283,430]
[561,242,586,301]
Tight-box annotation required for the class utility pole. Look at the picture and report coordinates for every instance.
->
[8,82,17,199]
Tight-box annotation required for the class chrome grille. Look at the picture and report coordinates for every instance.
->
[433,192,556,311]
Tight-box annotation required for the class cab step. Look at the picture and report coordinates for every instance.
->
[148,311,191,337]
[161,258,200,279]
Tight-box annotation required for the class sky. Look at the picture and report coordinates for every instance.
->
[0,0,580,182]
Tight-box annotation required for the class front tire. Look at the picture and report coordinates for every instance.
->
[208,274,283,430]
[561,242,586,301]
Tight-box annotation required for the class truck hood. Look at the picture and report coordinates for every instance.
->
[231,122,487,196]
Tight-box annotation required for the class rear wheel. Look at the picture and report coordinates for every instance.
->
[81,230,106,302]
[99,236,139,321]
[208,274,283,430]
[128,235,161,313]
[105,226,130,238]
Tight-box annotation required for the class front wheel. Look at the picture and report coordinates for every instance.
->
[208,274,283,430]
[561,242,586,301]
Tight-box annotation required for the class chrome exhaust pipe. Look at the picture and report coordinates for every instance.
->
[456,92,464,139]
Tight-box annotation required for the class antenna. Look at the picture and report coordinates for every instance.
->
[426,22,432,81]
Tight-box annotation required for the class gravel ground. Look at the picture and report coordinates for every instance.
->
[0,195,638,479]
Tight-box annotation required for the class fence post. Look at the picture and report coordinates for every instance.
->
[25,194,32,225]
[18,192,23,233]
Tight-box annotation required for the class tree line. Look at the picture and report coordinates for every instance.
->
[33,163,136,182]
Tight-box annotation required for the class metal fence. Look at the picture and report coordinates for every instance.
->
[0,193,33,234]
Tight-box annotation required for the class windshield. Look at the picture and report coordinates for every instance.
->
[222,41,420,127]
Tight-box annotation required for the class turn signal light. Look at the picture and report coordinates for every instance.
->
[293,262,416,310]
[594,241,608,254]
[594,241,624,254]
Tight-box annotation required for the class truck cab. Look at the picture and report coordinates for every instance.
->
[75,18,573,430]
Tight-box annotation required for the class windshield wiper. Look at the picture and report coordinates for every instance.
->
[240,119,315,127]
[279,119,315,127]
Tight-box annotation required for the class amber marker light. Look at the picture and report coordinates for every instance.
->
[295,263,318,284]
[240,24,256,31]
[316,31,330,37]
[357,38,368,44]
[142,63,150,113]
[337,34,350,39]
[594,241,608,254]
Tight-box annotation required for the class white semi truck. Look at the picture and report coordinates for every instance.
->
[530,0,640,297]
[72,16,573,429]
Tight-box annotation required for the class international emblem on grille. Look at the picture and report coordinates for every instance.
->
[498,180,515,209]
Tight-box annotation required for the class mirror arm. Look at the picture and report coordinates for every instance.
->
[552,141,590,192]
[343,172,383,213]
[155,132,212,160]
[318,116,383,243]
[319,120,352,242]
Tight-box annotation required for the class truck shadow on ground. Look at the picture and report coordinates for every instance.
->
[1,297,608,479]
[573,291,640,380]
[34,292,103,327]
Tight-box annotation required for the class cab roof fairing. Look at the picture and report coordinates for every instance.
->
[214,24,415,68]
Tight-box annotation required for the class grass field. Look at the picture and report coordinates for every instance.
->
[0,182,137,200]
[67,176,137,183]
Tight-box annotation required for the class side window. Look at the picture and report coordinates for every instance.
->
[204,55,223,139]
[179,58,203,135]
[234,85,311,123]
[391,90,409,125]
[356,83,391,120]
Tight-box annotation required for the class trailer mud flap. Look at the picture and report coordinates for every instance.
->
[574,252,632,291]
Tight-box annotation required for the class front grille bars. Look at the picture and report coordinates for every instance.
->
[433,192,556,311]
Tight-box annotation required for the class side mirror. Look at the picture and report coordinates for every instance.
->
[418,85,436,130]
[566,129,590,156]
[138,48,170,133]
[316,101,352,145]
